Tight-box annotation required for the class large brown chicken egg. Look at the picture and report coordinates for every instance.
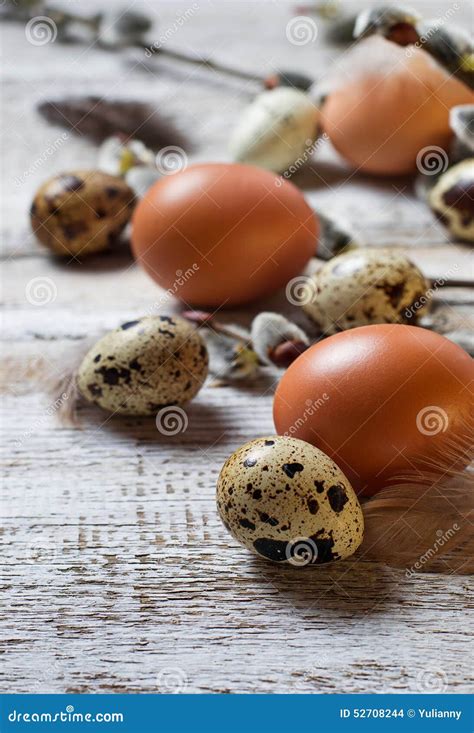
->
[273,324,474,496]
[321,38,473,175]
[131,163,318,307]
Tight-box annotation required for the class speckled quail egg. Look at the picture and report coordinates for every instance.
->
[216,436,363,565]
[302,248,429,334]
[77,315,208,415]
[30,170,136,256]
[428,159,474,243]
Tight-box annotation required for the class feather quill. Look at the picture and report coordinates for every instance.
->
[37,97,190,149]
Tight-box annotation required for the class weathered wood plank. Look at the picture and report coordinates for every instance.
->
[1,0,473,695]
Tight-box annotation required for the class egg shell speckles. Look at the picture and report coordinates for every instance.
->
[429,159,474,243]
[303,248,429,334]
[30,170,136,257]
[77,316,208,416]
[216,436,364,566]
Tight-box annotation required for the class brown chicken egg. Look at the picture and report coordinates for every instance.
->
[321,38,473,175]
[273,325,474,496]
[131,163,318,307]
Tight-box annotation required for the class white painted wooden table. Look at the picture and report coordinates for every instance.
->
[1,0,473,694]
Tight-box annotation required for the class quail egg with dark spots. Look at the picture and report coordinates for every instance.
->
[429,159,474,243]
[302,248,429,334]
[216,436,364,565]
[77,315,208,415]
[30,170,136,256]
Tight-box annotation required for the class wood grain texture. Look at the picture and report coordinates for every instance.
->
[1,0,473,695]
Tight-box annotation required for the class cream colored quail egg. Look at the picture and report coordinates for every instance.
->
[30,170,136,256]
[302,248,429,334]
[77,315,208,415]
[229,88,320,173]
[428,159,474,243]
[216,436,363,565]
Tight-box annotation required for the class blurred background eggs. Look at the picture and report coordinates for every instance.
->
[31,170,135,257]
[321,38,473,176]
[274,324,474,496]
[131,163,318,307]
[302,248,430,333]
[229,87,320,173]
